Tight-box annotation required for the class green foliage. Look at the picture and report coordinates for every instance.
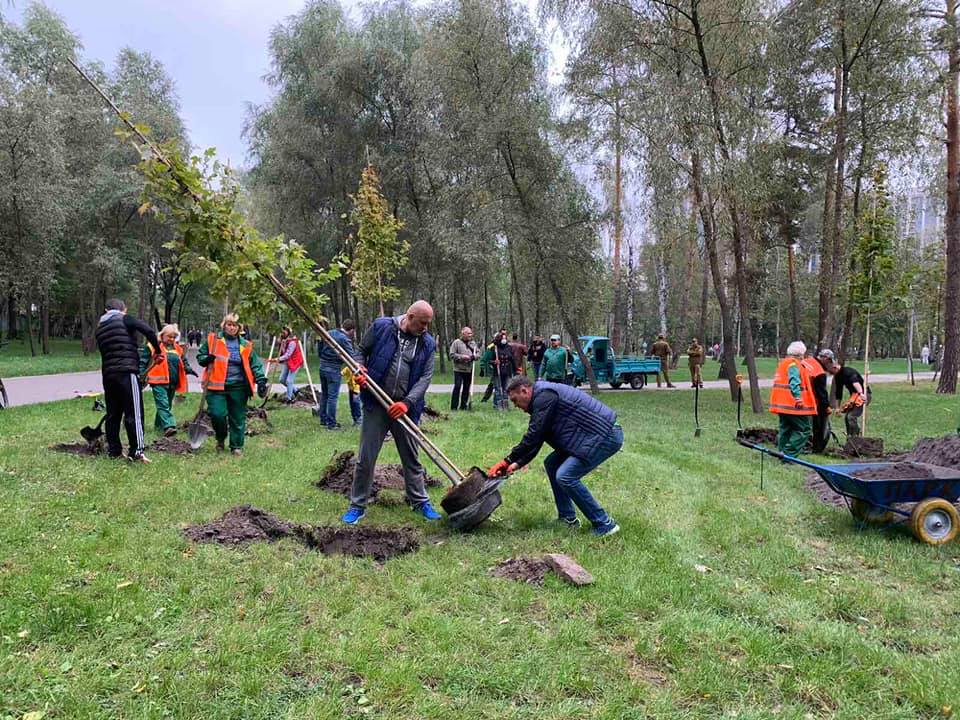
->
[347,165,407,313]
[126,133,344,325]
[851,164,898,312]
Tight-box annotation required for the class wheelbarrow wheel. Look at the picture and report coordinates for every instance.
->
[909,498,960,546]
[850,499,893,525]
[629,375,643,390]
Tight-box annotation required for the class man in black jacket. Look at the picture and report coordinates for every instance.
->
[826,359,871,437]
[95,299,160,462]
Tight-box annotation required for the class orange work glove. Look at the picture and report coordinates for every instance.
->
[488,460,510,478]
[851,392,864,407]
[353,365,368,389]
[387,401,408,420]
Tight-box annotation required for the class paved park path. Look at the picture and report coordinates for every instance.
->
[3,362,938,409]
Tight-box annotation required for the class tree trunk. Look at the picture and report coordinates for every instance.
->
[611,89,625,351]
[6,294,17,340]
[940,0,960,394]
[691,150,738,398]
[27,303,35,357]
[672,208,698,368]
[40,295,50,355]
[785,240,800,341]
[698,244,709,343]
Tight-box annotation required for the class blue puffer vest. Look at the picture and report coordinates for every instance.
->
[363,317,436,423]
[534,380,618,459]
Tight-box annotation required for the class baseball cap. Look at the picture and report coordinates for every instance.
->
[817,348,836,361]
[550,334,561,341]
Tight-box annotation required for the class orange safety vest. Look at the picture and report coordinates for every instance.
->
[770,357,816,415]
[800,357,826,380]
[146,342,188,393]
[203,332,256,393]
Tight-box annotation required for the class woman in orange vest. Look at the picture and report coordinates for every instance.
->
[140,324,198,437]
[197,313,268,455]
[769,341,817,456]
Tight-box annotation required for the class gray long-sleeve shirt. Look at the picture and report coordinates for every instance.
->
[359,316,434,405]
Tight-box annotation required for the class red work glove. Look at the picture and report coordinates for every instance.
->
[387,401,408,420]
[353,365,368,389]
[488,460,510,478]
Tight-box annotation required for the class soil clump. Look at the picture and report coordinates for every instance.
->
[52,439,104,456]
[491,556,551,586]
[295,525,420,561]
[149,437,194,454]
[901,434,960,468]
[848,462,934,481]
[737,427,778,445]
[316,451,440,505]
[440,467,493,514]
[184,505,293,545]
[422,405,448,421]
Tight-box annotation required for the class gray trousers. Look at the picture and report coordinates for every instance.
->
[350,403,429,508]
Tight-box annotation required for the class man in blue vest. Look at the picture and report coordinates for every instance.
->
[342,301,442,524]
[488,375,621,537]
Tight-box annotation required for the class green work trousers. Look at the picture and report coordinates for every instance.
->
[151,384,177,431]
[777,414,812,456]
[207,384,249,450]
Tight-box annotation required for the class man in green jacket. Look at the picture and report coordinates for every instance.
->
[541,334,573,384]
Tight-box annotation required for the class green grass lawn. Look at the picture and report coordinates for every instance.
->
[0,338,101,378]
[2,384,959,718]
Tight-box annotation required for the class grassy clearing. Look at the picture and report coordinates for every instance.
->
[1,383,959,718]
[0,338,102,378]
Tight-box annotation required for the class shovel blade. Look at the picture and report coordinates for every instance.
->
[187,421,209,450]
[80,426,101,443]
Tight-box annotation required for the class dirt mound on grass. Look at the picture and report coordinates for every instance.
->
[422,405,448,421]
[184,505,293,544]
[901,434,960,468]
[295,525,420,561]
[737,427,778,445]
[491,556,551,586]
[183,506,421,559]
[149,437,194,454]
[848,462,934,481]
[316,451,441,505]
[52,440,105,456]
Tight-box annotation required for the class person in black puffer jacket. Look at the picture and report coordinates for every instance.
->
[95,298,160,462]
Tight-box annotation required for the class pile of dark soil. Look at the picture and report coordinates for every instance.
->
[848,462,935,481]
[52,439,104,456]
[737,427,778,444]
[422,405,448,421]
[491,556,551,586]
[440,467,492,514]
[316,451,441,505]
[149,437,194,454]
[184,505,293,545]
[295,525,420,561]
[245,407,272,436]
[804,473,847,510]
[901,434,960,468]
[292,385,322,403]
[841,436,884,458]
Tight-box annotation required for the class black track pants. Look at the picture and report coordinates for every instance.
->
[102,372,145,457]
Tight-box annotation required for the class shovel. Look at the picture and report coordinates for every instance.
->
[80,414,107,444]
[300,354,322,417]
[258,335,277,408]
[188,382,211,450]
[693,383,702,438]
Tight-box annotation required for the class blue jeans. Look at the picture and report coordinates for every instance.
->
[349,389,362,424]
[320,372,341,426]
[279,365,298,401]
[543,425,623,528]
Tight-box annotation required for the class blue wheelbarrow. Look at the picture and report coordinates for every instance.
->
[737,438,960,545]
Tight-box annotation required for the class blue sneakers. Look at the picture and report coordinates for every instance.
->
[341,505,366,525]
[413,500,442,521]
[592,521,620,538]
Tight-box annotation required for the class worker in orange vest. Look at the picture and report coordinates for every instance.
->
[197,313,268,455]
[769,341,817,456]
[801,350,831,453]
[140,323,199,437]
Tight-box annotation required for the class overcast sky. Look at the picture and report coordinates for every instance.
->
[10,0,564,171]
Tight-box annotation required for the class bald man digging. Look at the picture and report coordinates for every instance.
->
[342,301,442,524]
